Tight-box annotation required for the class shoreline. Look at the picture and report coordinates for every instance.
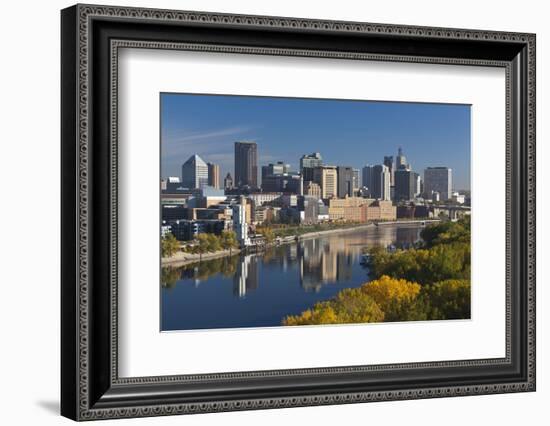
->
[161,248,241,267]
[161,219,430,268]
[296,223,375,241]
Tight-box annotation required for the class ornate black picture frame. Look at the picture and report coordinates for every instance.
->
[61,4,536,421]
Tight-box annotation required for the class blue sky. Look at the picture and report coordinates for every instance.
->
[161,93,471,190]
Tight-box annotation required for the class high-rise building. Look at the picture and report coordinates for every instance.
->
[207,162,220,189]
[261,161,290,181]
[234,141,258,188]
[415,173,422,197]
[371,164,391,200]
[424,167,453,200]
[336,166,354,198]
[312,166,338,199]
[261,173,302,194]
[394,168,416,201]
[300,152,323,170]
[396,147,409,170]
[362,165,374,195]
[223,173,233,190]
[232,196,250,247]
[352,168,361,191]
[383,156,394,185]
[300,152,323,182]
[181,154,209,189]
[304,181,322,198]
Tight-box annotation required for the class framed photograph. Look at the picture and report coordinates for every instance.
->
[61,4,536,421]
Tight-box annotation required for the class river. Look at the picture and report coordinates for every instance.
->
[161,223,423,331]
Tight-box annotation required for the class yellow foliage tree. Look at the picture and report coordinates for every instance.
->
[282,276,422,326]
[361,275,420,311]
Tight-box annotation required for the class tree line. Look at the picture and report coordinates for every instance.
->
[161,230,239,259]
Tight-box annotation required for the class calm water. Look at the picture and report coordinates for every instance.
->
[161,224,422,331]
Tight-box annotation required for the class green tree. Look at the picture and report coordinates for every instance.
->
[206,233,222,252]
[418,279,471,320]
[420,216,470,248]
[258,226,275,244]
[220,230,239,255]
[161,232,180,258]
[196,233,210,261]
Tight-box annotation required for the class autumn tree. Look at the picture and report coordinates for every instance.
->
[418,279,471,320]
[361,275,421,321]
[161,232,180,258]
[260,227,276,244]
[220,230,239,255]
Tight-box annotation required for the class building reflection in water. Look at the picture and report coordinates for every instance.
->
[298,238,353,292]
[167,225,422,297]
[233,254,259,298]
[298,226,421,292]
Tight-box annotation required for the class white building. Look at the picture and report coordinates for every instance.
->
[181,154,209,189]
[247,192,282,206]
[452,191,466,204]
[232,199,250,247]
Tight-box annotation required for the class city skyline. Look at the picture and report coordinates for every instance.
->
[161,93,471,190]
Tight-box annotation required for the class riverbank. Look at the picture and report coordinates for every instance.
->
[162,248,241,266]
[296,223,376,241]
[161,220,429,267]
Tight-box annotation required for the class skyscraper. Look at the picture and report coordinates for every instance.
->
[261,161,290,181]
[371,164,391,200]
[362,165,374,195]
[424,167,453,200]
[352,168,361,191]
[396,147,409,170]
[313,166,338,199]
[234,141,258,188]
[394,168,416,201]
[224,172,233,190]
[300,152,323,182]
[181,154,208,189]
[207,162,220,189]
[383,155,394,185]
[336,166,354,198]
[415,173,422,197]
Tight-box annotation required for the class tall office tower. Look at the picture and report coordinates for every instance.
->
[383,155,394,185]
[424,167,453,200]
[394,168,416,201]
[181,154,209,189]
[300,152,323,182]
[371,164,391,200]
[362,165,374,195]
[223,173,234,190]
[352,168,361,191]
[261,161,290,181]
[415,173,422,197]
[207,162,220,189]
[313,166,338,199]
[396,147,409,170]
[336,166,354,198]
[234,141,258,188]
